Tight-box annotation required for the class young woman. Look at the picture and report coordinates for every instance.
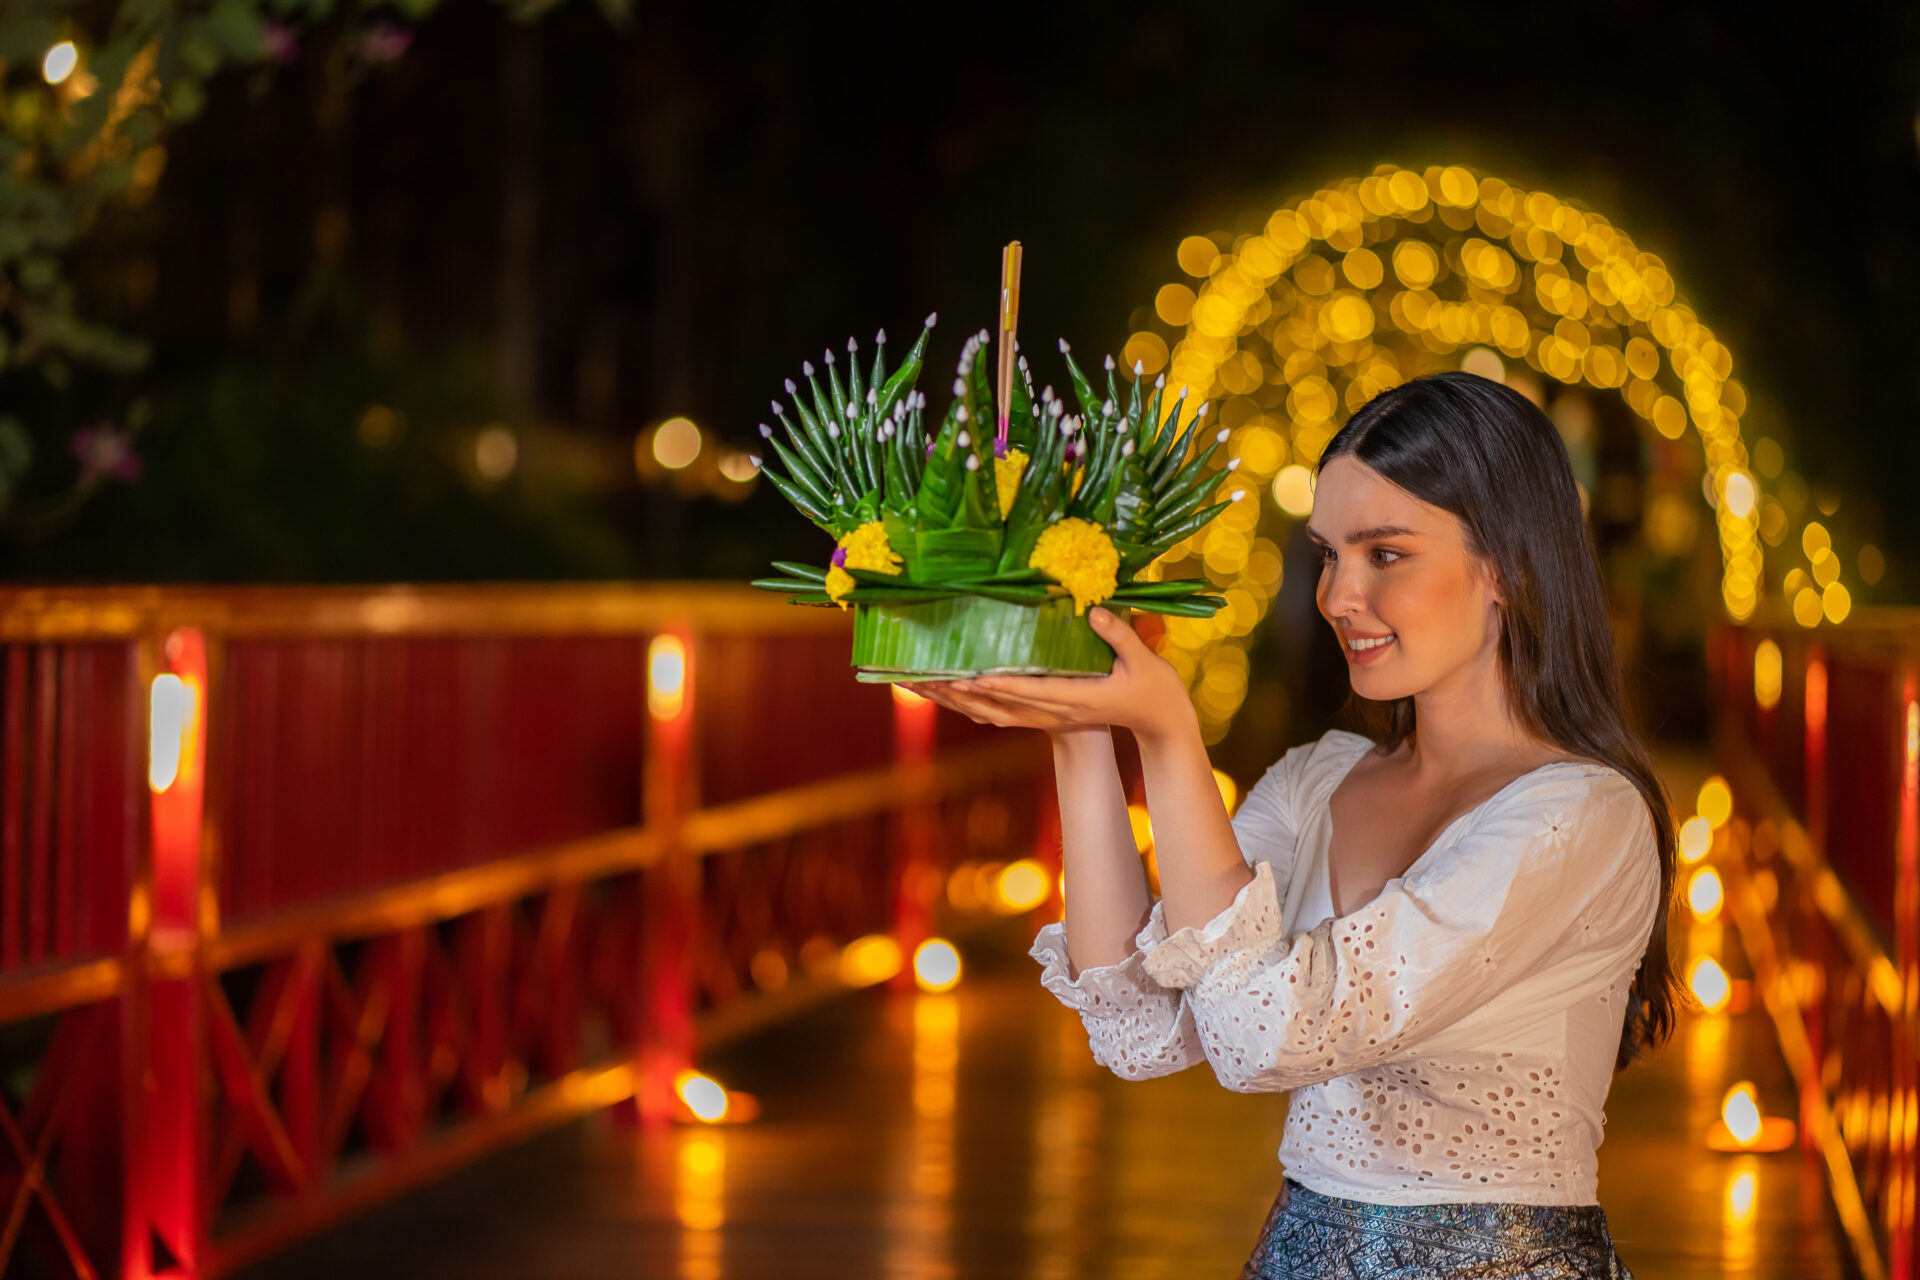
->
[906,371,1676,1278]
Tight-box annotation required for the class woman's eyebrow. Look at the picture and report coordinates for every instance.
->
[1304,523,1421,544]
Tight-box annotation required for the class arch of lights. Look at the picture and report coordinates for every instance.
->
[1127,163,1853,743]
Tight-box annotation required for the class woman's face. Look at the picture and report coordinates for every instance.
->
[1308,454,1504,700]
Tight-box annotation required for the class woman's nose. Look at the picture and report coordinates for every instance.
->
[1320,560,1366,616]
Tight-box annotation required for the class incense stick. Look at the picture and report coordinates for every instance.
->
[996,241,1022,453]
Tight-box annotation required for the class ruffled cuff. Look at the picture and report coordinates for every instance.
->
[1029,920,1174,1018]
[1138,858,1282,989]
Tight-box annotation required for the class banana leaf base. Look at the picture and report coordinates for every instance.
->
[850,594,1123,681]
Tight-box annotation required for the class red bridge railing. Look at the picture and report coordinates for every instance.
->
[0,585,1058,1279]
[1712,608,1920,1280]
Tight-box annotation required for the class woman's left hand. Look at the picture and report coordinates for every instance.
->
[903,606,1195,741]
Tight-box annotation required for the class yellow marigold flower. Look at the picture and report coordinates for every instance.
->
[993,448,1029,519]
[1029,517,1119,616]
[824,519,903,609]
[838,520,904,574]
[823,564,856,609]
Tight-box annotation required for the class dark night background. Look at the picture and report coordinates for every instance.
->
[5,0,1917,598]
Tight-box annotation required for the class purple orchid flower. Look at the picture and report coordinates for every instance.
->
[831,546,848,568]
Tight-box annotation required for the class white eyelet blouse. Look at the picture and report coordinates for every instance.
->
[1029,728,1662,1206]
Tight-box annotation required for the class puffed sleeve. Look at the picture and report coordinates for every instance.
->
[1027,746,1308,1080]
[1135,768,1660,1094]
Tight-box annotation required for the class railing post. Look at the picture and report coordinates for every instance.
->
[125,626,210,1279]
[638,624,698,1127]
[888,686,940,992]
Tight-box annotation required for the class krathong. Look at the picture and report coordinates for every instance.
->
[749,246,1236,681]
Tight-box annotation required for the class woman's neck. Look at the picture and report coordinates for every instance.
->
[1402,653,1543,782]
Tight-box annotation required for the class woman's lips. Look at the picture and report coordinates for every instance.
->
[1343,633,1397,666]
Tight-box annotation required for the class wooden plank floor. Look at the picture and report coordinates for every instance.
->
[239,916,1858,1279]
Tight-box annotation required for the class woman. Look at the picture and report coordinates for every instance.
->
[906,371,1676,1278]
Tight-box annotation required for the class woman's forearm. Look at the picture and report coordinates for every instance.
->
[1134,705,1254,937]
[1051,727,1154,974]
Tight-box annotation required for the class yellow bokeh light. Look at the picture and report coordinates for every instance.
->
[1146,164,1779,748]
[1696,777,1733,829]
[1342,248,1384,290]
[1272,465,1314,517]
[653,417,702,470]
[1725,1170,1758,1229]
[675,1070,730,1123]
[996,859,1051,911]
[913,938,962,993]
[1792,587,1823,628]
[1688,866,1725,922]
[1678,815,1714,864]
[474,424,518,481]
[839,934,902,986]
[1721,1083,1761,1146]
[1754,640,1782,710]
[1391,240,1439,289]
[1801,521,1831,560]
[647,634,687,720]
[1123,331,1169,377]
[148,674,192,793]
[1177,235,1220,277]
[42,41,78,85]
[1688,956,1731,1013]
[1155,282,1196,326]
[1822,581,1851,624]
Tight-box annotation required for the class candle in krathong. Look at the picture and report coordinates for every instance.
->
[996,240,1022,453]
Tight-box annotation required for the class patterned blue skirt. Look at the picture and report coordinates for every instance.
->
[1242,1180,1634,1279]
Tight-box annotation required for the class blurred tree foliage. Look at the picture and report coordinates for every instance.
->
[0,0,630,540]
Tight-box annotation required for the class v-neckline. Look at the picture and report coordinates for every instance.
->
[1319,734,1594,919]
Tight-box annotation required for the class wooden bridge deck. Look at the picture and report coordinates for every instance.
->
[238,915,1857,1280]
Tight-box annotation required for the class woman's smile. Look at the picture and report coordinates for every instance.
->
[1343,630,1398,664]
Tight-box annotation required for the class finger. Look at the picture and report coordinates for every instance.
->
[941,686,1068,730]
[963,678,1088,717]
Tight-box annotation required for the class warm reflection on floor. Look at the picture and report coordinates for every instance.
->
[239,912,1856,1280]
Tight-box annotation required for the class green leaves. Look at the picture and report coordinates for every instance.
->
[758,326,1238,623]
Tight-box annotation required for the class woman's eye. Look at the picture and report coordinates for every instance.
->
[1372,548,1403,566]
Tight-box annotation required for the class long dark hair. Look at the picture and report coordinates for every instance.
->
[1317,370,1677,1070]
